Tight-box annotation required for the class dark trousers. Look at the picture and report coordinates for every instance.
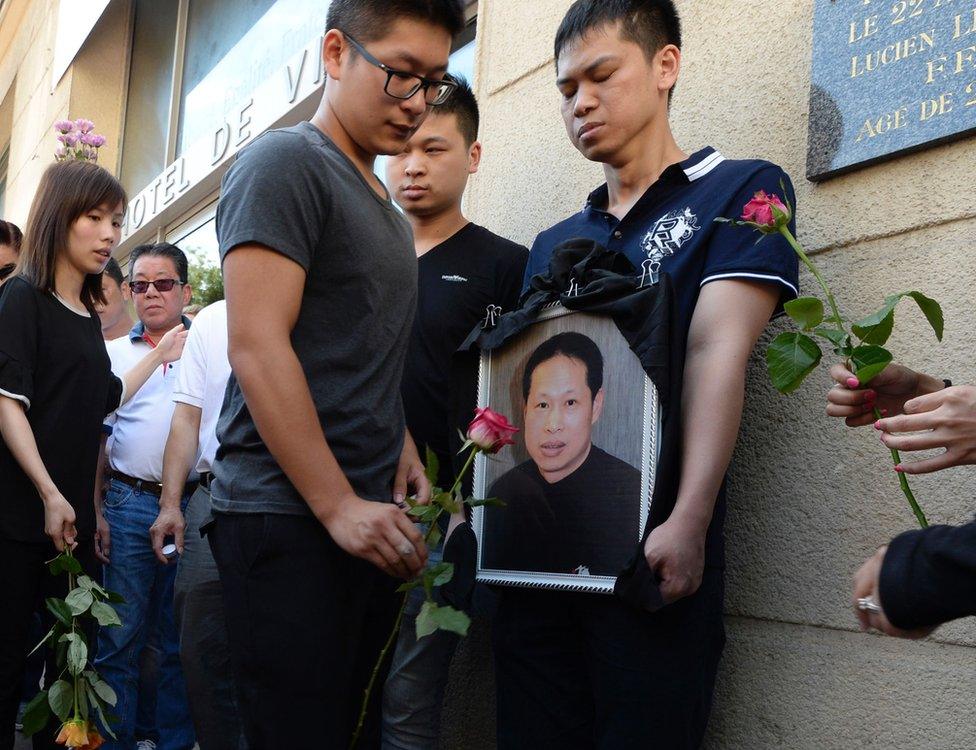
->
[0,537,98,750]
[174,485,246,750]
[208,512,401,750]
[493,569,726,750]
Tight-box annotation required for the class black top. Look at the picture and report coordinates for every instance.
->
[879,518,976,630]
[401,222,527,488]
[0,276,123,543]
[482,446,643,577]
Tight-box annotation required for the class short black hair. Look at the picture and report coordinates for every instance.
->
[554,0,682,102]
[128,242,188,284]
[327,0,465,43]
[431,74,479,144]
[0,220,23,251]
[103,257,124,286]
[522,332,604,403]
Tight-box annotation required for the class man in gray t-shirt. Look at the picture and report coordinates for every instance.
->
[206,2,466,746]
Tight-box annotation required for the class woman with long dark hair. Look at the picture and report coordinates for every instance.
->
[0,160,187,749]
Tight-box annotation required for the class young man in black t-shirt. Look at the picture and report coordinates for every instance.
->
[381,75,527,749]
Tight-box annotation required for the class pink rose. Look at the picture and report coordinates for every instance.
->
[54,119,74,134]
[741,190,790,232]
[467,407,519,454]
[74,118,95,133]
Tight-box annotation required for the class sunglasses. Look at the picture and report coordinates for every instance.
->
[343,34,457,107]
[130,278,182,294]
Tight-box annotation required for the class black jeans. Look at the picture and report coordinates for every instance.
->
[0,537,98,750]
[208,512,400,750]
[493,569,726,750]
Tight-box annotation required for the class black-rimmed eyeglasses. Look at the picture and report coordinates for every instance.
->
[344,34,456,106]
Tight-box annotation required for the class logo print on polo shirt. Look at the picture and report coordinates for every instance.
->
[441,274,468,283]
[639,207,700,285]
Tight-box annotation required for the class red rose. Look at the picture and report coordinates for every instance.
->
[741,190,790,233]
[467,407,518,454]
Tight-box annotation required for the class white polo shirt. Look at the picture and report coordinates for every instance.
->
[105,317,195,483]
[172,301,230,475]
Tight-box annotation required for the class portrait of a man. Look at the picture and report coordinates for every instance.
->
[481,331,642,577]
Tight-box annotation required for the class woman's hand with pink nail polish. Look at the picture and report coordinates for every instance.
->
[826,363,924,427]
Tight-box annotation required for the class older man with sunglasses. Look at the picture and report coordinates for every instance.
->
[94,242,196,750]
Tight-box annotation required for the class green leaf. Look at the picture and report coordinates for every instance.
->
[424,446,440,488]
[812,326,849,351]
[408,505,441,524]
[47,553,83,576]
[783,296,824,330]
[432,491,460,514]
[428,562,454,587]
[85,682,117,739]
[396,579,422,593]
[765,332,822,394]
[27,625,57,657]
[90,676,117,707]
[90,600,122,627]
[426,524,442,550]
[466,496,506,508]
[77,675,89,720]
[852,308,894,346]
[899,291,944,341]
[48,680,73,721]
[850,345,893,385]
[105,590,125,604]
[45,598,73,628]
[67,636,88,676]
[65,588,94,616]
[430,604,471,636]
[20,690,51,737]
[77,575,95,590]
[415,600,439,639]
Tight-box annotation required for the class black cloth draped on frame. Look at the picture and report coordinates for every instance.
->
[456,238,685,612]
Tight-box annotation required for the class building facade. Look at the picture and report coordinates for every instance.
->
[1,1,974,747]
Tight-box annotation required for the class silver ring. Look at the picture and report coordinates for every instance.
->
[398,544,415,558]
[857,596,882,613]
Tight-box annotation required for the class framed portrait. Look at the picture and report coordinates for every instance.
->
[472,304,660,594]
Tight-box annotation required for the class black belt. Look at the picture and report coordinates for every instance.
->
[110,471,196,498]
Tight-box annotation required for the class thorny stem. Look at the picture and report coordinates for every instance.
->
[350,446,479,748]
[776,225,928,529]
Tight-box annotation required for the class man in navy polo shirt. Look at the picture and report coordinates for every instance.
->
[494,2,800,748]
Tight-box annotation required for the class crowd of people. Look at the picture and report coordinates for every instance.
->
[0,1,973,749]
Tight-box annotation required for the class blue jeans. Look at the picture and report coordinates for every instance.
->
[95,480,195,750]
[381,546,462,750]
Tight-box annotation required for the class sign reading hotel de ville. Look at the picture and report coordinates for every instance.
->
[808,0,976,181]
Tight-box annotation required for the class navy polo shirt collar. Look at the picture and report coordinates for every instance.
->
[584,147,724,211]
[128,315,193,343]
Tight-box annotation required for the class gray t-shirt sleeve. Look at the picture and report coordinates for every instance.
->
[216,130,330,270]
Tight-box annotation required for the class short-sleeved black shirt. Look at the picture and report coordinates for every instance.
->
[401,223,527,489]
[0,276,123,543]
[482,446,642,576]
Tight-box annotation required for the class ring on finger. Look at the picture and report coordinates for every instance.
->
[856,596,881,614]
[398,543,415,558]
